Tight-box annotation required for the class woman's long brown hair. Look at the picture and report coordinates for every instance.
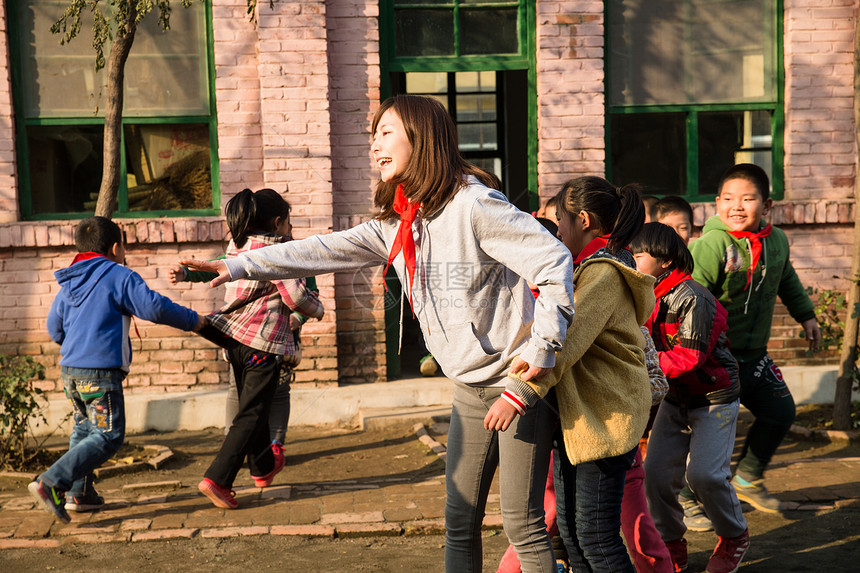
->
[372,95,500,220]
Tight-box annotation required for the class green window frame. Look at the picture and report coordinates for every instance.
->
[379,0,537,205]
[8,1,221,221]
[605,1,784,201]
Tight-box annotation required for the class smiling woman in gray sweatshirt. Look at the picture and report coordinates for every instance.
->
[182,95,573,573]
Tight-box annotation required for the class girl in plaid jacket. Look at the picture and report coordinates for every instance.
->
[197,188,324,509]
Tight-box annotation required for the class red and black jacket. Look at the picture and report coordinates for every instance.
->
[645,269,739,408]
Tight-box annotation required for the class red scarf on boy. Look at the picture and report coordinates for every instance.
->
[384,184,421,314]
[654,269,691,299]
[727,224,772,289]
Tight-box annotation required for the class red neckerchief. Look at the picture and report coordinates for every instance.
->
[654,269,691,299]
[71,252,105,265]
[727,224,772,289]
[572,235,610,268]
[383,184,421,315]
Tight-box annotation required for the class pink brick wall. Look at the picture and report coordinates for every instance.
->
[0,1,16,222]
[784,0,858,200]
[535,1,606,202]
[1,1,859,396]
[327,1,386,384]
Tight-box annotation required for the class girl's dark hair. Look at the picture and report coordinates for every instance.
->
[718,163,770,200]
[225,188,291,248]
[556,176,645,254]
[75,216,122,255]
[371,94,501,220]
[630,222,694,274]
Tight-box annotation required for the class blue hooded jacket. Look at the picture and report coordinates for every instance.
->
[47,255,199,371]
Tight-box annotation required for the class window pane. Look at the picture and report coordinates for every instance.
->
[610,113,686,195]
[471,157,503,182]
[395,9,454,57]
[608,0,774,106]
[27,125,104,214]
[19,1,208,118]
[698,110,772,195]
[458,123,498,151]
[460,9,518,55]
[124,124,212,211]
[455,71,496,93]
[123,6,209,116]
[406,72,448,94]
[456,94,496,122]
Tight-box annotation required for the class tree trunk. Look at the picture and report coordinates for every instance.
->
[833,6,860,430]
[94,1,138,219]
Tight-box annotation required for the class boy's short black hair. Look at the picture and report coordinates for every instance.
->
[630,222,694,274]
[75,216,123,256]
[654,195,694,225]
[718,163,770,201]
[535,216,558,237]
[641,194,659,221]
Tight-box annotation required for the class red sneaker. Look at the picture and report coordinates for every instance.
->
[706,528,750,573]
[198,478,238,509]
[665,538,688,573]
[251,449,285,488]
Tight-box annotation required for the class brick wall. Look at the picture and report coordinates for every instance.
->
[535,1,607,203]
[0,1,16,222]
[327,1,387,384]
[784,0,858,200]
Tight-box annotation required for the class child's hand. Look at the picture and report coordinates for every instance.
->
[289,315,302,331]
[193,314,208,332]
[801,317,821,352]
[179,259,230,287]
[508,356,551,381]
[484,399,518,432]
[168,265,188,285]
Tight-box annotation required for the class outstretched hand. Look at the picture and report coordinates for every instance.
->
[178,259,231,288]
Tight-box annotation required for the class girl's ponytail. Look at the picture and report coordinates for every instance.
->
[607,183,645,254]
[225,188,256,248]
[557,176,645,255]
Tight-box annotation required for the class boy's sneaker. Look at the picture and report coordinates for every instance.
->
[731,475,782,513]
[251,450,285,488]
[706,528,750,573]
[680,496,714,532]
[664,538,688,573]
[419,354,438,376]
[65,491,105,512]
[198,478,238,509]
[28,480,71,523]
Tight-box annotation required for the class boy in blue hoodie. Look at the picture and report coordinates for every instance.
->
[29,217,205,523]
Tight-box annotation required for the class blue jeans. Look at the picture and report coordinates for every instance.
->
[554,434,636,573]
[445,382,556,573]
[41,367,126,495]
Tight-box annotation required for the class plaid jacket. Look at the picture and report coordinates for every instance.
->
[208,233,324,355]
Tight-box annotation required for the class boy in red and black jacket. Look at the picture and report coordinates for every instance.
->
[632,223,748,573]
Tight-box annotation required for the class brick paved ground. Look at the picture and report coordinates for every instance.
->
[1,416,858,552]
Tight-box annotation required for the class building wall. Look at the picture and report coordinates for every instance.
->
[0,1,856,398]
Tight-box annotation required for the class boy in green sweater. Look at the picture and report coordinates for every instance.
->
[688,163,820,514]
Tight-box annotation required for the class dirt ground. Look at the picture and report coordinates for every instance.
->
[2,415,859,572]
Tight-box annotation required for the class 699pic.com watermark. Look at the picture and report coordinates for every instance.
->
[346,262,514,313]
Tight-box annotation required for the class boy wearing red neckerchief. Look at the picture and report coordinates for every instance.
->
[688,163,821,516]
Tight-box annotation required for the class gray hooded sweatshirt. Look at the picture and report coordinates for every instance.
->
[224,179,574,387]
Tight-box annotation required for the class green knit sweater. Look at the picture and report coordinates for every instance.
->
[689,216,815,362]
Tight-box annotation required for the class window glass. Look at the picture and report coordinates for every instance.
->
[18,1,209,118]
[460,8,518,55]
[610,113,686,195]
[608,0,774,106]
[27,125,104,213]
[395,9,454,57]
[698,110,772,195]
[124,124,213,211]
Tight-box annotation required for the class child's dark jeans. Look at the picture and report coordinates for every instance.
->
[40,367,126,495]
